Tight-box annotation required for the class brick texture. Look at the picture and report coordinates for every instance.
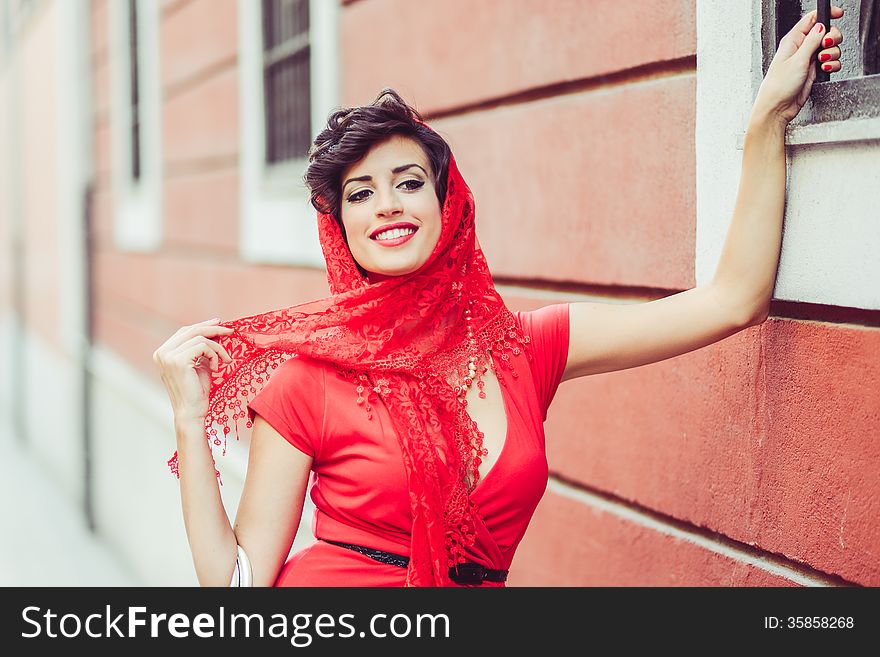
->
[509,489,801,586]
[433,78,696,289]
[342,0,696,112]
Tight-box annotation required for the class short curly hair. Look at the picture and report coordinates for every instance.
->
[304,88,452,248]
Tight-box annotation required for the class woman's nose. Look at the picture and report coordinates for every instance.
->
[374,188,403,217]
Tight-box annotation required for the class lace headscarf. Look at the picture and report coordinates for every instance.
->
[166,124,533,586]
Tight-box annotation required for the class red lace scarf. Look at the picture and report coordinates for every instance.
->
[166,134,533,586]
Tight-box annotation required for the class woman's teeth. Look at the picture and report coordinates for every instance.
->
[375,227,416,241]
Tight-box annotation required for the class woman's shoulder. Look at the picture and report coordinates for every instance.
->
[268,354,363,395]
[264,353,327,391]
[512,302,570,339]
[509,304,570,420]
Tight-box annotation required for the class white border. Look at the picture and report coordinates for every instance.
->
[238,0,339,266]
[107,0,162,252]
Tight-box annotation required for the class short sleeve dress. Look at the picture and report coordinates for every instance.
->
[246,302,570,587]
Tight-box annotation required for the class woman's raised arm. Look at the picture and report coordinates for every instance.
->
[560,6,846,384]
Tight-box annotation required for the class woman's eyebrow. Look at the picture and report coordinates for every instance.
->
[343,164,428,192]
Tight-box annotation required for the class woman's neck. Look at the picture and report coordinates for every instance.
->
[366,271,394,284]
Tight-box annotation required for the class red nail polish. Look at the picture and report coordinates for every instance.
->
[820,53,831,62]
[822,64,832,72]
[823,37,833,47]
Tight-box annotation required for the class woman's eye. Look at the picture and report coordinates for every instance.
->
[346,179,424,203]
[400,179,424,191]
[347,189,371,203]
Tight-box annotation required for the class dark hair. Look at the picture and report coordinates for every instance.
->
[304,88,451,252]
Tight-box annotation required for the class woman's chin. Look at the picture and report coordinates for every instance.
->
[365,261,425,281]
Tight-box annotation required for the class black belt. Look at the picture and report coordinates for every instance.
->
[321,539,508,585]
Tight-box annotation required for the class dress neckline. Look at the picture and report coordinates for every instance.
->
[469,353,512,499]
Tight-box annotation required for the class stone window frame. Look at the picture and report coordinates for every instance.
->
[261,0,312,166]
[107,0,163,252]
[695,0,880,311]
[238,0,340,266]
[765,0,880,147]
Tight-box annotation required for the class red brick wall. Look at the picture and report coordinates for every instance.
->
[86,0,878,586]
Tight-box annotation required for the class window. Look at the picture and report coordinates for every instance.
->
[262,0,311,164]
[238,0,339,266]
[694,0,878,311]
[108,0,162,252]
[768,0,880,130]
[128,0,141,180]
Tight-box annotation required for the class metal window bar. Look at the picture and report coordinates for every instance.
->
[861,0,879,75]
[768,0,880,125]
[128,0,141,181]
[775,0,880,78]
[262,0,311,164]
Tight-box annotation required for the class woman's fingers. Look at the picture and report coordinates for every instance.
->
[163,335,233,369]
[826,26,843,45]
[788,5,844,41]
[187,343,219,372]
[192,336,233,364]
[157,322,234,360]
[815,23,843,71]
[817,45,842,71]
[152,320,236,420]
[817,24,843,54]
[807,5,846,22]
[171,317,217,337]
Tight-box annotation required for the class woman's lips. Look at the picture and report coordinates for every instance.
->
[372,229,418,247]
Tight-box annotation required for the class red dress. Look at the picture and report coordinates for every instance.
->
[246,302,570,587]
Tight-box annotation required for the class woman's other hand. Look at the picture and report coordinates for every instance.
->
[152,317,235,425]
[754,5,845,126]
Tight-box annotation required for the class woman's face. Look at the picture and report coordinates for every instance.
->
[339,134,443,283]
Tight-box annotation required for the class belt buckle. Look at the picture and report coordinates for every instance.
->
[449,562,486,585]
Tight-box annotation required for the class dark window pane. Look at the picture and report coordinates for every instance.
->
[862,0,879,75]
[262,0,311,164]
[261,0,274,52]
[129,0,140,181]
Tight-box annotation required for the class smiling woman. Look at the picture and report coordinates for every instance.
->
[304,89,451,280]
[156,4,852,591]
[336,135,443,282]
[158,85,577,587]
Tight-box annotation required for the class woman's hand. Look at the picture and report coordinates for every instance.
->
[754,5,846,126]
[152,317,235,425]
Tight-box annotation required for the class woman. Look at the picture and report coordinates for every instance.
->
[153,8,845,587]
